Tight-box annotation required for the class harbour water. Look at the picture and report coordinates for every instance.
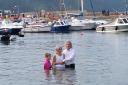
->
[0,31,128,85]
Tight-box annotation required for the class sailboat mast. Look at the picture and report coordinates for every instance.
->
[59,0,65,16]
[60,0,65,11]
[126,0,128,15]
[89,0,96,16]
[80,0,84,16]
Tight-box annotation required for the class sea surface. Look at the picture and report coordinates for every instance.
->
[0,31,128,85]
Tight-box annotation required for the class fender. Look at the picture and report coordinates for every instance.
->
[102,27,105,31]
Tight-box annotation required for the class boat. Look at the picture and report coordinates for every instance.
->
[67,0,96,31]
[0,19,24,41]
[86,17,110,26]
[96,15,128,32]
[88,0,109,26]
[23,17,51,33]
[69,17,96,31]
[24,22,51,33]
[50,19,71,33]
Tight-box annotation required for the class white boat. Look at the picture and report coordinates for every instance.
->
[67,0,96,31]
[1,19,24,29]
[0,19,24,41]
[69,17,96,30]
[22,17,51,33]
[24,22,51,33]
[96,15,128,32]
[86,17,109,26]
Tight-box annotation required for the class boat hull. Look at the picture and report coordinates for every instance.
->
[70,23,96,31]
[23,26,50,33]
[96,25,128,32]
[0,28,22,35]
[51,25,70,33]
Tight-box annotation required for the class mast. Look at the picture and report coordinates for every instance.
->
[59,0,65,17]
[89,0,96,16]
[126,0,128,15]
[80,0,84,16]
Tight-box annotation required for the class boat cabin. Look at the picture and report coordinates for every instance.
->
[113,14,128,24]
[117,18,128,24]
[53,20,69,27]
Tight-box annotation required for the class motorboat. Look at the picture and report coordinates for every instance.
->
[23,18,51,33]
[0,19,24,41]
[96,15,128,32]
[65,0,96,31]
[50,19,71,33]
[69,17,96,31]
[87,17,109,26]
[24,22,51,33]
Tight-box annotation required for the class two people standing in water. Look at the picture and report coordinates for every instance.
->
[43,40,75,79]
[52,40,75,70]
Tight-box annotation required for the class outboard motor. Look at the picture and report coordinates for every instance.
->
[1,28,11,41]
[1,34,10,41]
[18,34,24,37]
[18,31,24,37]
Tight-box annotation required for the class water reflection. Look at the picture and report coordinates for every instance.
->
[52,69,65,84]
[63,69,76,85]
[0,41,10,45]
[44,69,76,85]
[44,70,51,80]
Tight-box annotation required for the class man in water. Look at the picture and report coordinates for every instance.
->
[63,41,75,69]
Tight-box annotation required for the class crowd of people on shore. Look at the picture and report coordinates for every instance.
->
[43,40,75,79]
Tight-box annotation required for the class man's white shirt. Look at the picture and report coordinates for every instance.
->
[63,48,75,65]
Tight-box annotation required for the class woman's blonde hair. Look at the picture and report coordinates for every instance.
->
[54,46,62,54]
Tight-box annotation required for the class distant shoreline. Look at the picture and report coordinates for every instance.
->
[21,10,121,21]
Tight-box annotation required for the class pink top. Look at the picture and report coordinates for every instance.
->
[44,59,52,70]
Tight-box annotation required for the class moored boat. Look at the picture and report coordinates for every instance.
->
[0,19,24,41]
[96,15,128,32]
[24,22,51,33]
[50,19,71,33]
[69,17,96,31]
